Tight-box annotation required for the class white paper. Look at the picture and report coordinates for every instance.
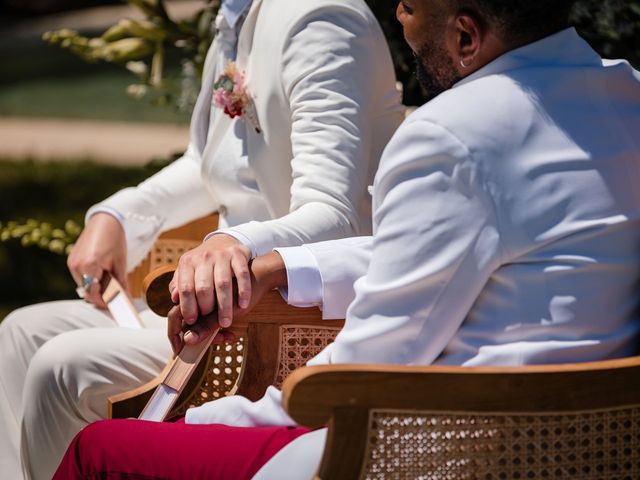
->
[139,383,180,422]
[108,292,143,329]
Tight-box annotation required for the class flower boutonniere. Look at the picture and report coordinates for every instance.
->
[213,62,262,133]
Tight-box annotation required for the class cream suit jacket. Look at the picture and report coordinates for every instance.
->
[92,0,404,268]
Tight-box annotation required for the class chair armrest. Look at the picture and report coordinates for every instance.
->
[283,358,640,480]
[284,357,640,428]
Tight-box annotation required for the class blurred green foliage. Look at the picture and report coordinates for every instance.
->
[0,160,162,319]
[41,0,640,107]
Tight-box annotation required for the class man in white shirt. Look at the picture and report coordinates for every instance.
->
[53,0,640,478]
[0,1,403,478]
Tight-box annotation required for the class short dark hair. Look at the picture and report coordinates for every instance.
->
[453,0,576,45]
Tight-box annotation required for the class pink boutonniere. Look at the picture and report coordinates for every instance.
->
[213,62,261,133]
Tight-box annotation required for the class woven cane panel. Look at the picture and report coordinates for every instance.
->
[150,239,200,269]
[169,339,245,417]
[361,407,640,480]
[274,325,340,388]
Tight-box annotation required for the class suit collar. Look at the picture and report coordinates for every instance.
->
[221,0,253,29]
[455,28,601,89]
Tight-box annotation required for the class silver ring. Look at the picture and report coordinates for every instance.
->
[76,274,100,298]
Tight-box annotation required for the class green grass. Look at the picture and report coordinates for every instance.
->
[0,158,165,314]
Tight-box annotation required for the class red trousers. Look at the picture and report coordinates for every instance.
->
[53,418,311,479]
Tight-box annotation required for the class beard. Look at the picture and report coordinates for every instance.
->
[414,41,462,102]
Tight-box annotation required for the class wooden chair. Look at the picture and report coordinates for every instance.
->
[116,214,640,478]
[282,358,640,479]
[110,281,344,419]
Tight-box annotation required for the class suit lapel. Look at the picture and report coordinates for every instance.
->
[196,0,263,156]
[236,0,263,71]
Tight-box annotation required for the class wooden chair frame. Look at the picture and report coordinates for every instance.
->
[283,357,640,479]
[108,289,343,419]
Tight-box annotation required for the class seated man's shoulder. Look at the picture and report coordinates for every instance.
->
[267,0,373,19]
[404,75,541,160]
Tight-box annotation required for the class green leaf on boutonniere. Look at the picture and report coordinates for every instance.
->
[213,75,234,92]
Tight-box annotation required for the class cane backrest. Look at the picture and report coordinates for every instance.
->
[109,274,343,419]
[360,407,640,479]
[126,214,219,298]
[284,358,640,480]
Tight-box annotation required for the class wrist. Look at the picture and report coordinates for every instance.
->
[252,251,287,291]
[90,211,122,227]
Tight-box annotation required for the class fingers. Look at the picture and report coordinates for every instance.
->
[231,255,251,310]
[172,236,252,328]
[66,213,127,309]
[167,306,184,355]
[214,258,233,328]
[176,261,199,326]
[169,272,179,304]
[194,262,215,316]
[69,264,105,308]
[183,312,220,346]
[84,278,106,308]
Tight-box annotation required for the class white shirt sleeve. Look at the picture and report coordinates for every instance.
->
[272,236,373,319]
[303,236,373,319]
[328,118,504,366]
[273,246,323,308]
[186,386,294,427]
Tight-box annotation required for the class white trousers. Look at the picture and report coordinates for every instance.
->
[0,300,170,480]
[251,428,326,479]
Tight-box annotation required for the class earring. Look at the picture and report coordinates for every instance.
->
[460,58,471,68]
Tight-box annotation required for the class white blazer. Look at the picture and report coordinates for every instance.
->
[91,0,404,268]
[186,29,640,435]
[302,27,640,367]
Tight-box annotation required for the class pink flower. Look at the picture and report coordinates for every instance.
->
[212,62,261,132]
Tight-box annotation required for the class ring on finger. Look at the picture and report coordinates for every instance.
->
[76,273,100,299]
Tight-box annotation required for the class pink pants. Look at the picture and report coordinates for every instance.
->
[53,418,311,479]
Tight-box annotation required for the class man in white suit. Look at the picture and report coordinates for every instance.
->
[0,1,403,478]
[52,0,640,478]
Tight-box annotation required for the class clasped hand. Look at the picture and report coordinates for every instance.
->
[169,231,251,323]
[168,233,252,354]
[167,247,287,355]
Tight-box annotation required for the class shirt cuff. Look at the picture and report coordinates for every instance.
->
[204,229,258,259]
[86,205,125,226]
[274,246,323,309]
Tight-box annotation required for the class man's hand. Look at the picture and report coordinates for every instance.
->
[169,234,252,329]
[167,251,288,354]
[67,213,127,308]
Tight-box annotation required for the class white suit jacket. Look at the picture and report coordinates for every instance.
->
[187,28,640,427]
[90,0,403,268]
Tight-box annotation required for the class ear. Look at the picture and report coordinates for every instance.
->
[452,14,483,70]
